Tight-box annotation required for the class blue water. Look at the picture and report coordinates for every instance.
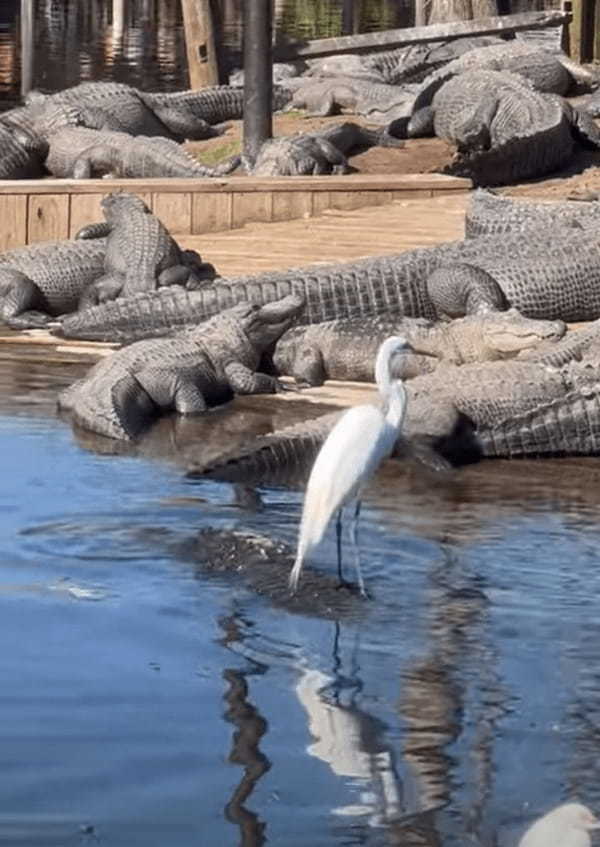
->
[2,357,600,846]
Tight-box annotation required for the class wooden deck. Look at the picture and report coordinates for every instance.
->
[180,192,468,277]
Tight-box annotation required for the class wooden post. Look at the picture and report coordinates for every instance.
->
[112,0,125,48]
[181,0,219,89]
[414,0,429,26]
[20,0,34,97]
[569,0,595,62]
[594,0,600,61]
[243,0,273,166]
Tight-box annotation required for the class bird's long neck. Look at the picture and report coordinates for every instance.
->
[375,341,407,431]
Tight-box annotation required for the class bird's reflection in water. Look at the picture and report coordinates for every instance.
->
[295,621,404,831]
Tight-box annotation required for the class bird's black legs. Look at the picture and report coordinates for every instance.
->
[349,500,367,597]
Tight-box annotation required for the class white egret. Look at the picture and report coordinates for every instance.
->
[518,803,600,847]
[289,335,411,595]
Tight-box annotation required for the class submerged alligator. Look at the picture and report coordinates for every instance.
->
[53,224,600,341]
[269,312,566,384]
[58,295,304,441]
[77,193,216,307]
[0,238,106,328]
[44,126,241,179]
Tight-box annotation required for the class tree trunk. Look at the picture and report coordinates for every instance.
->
[427,0,499,23]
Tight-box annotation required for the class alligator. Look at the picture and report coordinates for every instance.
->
[245,121,403,176]
[77,193,216,308]
[53,225,600,342]
[44,126,241,179]
[19,82,292,142]
[407,42,596,113]
[289,78,418,123]
[301,36,503,86]
[0,121,48,179]
[269,311,566,385]
[465,188,600,238]
[391,69,600,186]
[188,347,600,481]
[0,238,106,328]
[57,295,304,441]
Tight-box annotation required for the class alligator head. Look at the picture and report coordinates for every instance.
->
[101,191,151,220]
[240,294,306,349]
[477,308,566,354]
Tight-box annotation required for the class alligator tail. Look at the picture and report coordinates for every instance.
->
[186,412,340,485]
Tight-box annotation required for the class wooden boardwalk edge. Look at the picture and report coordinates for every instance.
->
[0,173,471,250]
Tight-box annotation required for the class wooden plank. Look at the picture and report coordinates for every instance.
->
[69,194,105,238]
[0,196,27,250]
[192,192,232,233]
[27,194,70,243]
[232,192,274,228]
[181,0,220,88]
[274,10,569,60]
[312,192,332,215]
[0,173,472,195]
[271,191,313,221]
[152,193,193,234]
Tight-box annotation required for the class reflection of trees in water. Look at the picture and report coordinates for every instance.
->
[222,668,271,847]
[218,613,271,847]
[2,0,409,100]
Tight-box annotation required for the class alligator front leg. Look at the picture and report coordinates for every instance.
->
[78,274,124,309]
[75,221,113,240]
[427,263,507,319]
[224,361,281,395]
[136,365,212,413]
[0,269,49,327]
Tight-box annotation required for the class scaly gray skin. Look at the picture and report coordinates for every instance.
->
[79,193,214,308]
[57,295,304,441]
[0,239,106,328]
[189,347,600,479]
[53,226,600,342]
[44,126,240,179]
[187,412,341,485]
[0,121,48,178]
[403,355,600,461]
[395,70,597,187]
[270,311,566,385]
[465,188,600,238]
[245,121,403,176]
[21,82,292,141]
[290,78,417,124]
[407,43,594,115]
[301,37,503,86]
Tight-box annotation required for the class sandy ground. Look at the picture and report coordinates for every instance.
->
[185,102,600,201]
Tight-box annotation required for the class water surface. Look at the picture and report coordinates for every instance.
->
[2,356,600,846]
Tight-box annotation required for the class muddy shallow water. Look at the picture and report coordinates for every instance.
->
[3,356,600,846]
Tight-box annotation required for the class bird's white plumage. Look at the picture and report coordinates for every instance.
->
[519,803,600,847]
[290,335,409,592]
